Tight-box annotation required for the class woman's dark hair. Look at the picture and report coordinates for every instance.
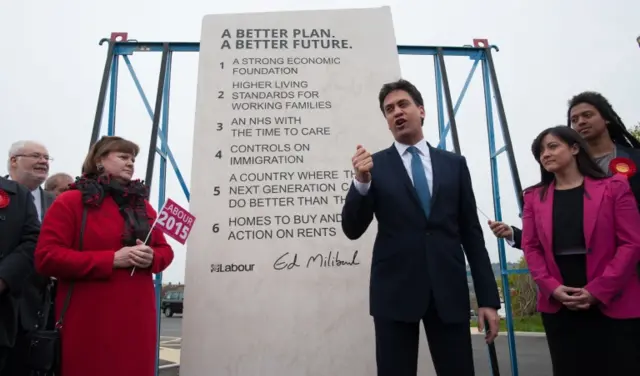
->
[567,91,640,149]
[529,125,607,199]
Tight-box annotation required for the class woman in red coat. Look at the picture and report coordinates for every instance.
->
[34,136,174,376]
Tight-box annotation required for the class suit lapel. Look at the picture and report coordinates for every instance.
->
[616,146,631,159]
[39,188,46,219]
[0,178,17,224]
[583,177,605,248]
[40,188,53,215]
[539,183,554,252]
[428,145,442,207]
[0,178,17,199]
[385,145,423,212]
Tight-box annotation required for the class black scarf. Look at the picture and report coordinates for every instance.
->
[69,174,150,246]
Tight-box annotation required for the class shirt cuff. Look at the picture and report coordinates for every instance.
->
[353,178,371,196]
[505,228,515,246]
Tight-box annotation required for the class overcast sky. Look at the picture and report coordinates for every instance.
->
[1,0,639,283]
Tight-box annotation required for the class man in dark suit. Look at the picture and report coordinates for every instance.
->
[0,176,41,372]
[6,140,56,374]
[490,92,640,251]
[342,79,501,376]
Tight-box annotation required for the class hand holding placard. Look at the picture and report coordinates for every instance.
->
[131,198,196,276]
[131,239,154,268]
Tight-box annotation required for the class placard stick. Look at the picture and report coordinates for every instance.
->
[477,207,492,221]
[131,203,165,276]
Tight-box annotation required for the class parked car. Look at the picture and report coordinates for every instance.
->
[161,290,184,317]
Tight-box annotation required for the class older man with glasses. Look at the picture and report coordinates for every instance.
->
[4,140,57,375]
[6,140,55,221]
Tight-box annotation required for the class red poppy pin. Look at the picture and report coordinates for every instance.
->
[0,189,9,209]
[609,157,637,178]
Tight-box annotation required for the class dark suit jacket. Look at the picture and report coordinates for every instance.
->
[341,143,500,323]
[3,175,56,332]
[0,177,40,347]
[510,145,640,250]
[19,187,55,331]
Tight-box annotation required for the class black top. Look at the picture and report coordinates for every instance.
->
[552,184,587,288]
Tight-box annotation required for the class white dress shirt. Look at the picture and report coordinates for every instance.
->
[6,175,43,222]
[30,186,43,222]
[353,138,434,195]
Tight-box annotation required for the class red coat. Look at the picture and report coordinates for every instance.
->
[34,190,174,376]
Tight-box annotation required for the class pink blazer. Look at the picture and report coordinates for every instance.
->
[522,174,640,319]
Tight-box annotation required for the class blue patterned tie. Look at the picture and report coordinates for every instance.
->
[407,146,431,218]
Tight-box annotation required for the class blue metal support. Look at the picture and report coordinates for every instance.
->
[91,34,526,376]
[90,39,117,148]
[437,57,480,150]
[435,48,462,154]
[481,58,518,376]
[122,52,191,200]
[121,55,191,200]
[154,49,173,373]
[107,56,119,136]
[144,43,169,189]
[434,47,500,374]
[433,56,445,138]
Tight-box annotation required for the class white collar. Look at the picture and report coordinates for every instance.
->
[6,175,42,197]
[394,138,430,157]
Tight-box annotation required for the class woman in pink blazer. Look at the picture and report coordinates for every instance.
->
[522,125,640,376]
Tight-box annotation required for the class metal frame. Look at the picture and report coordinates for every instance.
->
[90,32,527,376]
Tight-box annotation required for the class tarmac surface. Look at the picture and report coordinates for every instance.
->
[159,316,553,375]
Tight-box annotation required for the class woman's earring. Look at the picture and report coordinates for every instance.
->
[97,164,105,173]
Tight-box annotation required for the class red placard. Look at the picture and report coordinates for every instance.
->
[154,198,196,245]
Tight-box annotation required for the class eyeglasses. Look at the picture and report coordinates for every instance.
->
[13,153,54,162]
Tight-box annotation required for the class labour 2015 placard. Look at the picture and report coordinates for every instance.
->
[155,198,196,245]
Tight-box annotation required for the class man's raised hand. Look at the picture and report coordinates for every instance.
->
[352,145,373,183]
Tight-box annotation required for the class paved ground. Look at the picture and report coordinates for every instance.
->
[472,334,552,376]
[161,315,183,337]
[159,316,183,373]
[159,317,552,375]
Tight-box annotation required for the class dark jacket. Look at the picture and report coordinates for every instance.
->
[341,144,500,323]
[19,187,55,331]
[0,177,40,347]
[2,175,56,332]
